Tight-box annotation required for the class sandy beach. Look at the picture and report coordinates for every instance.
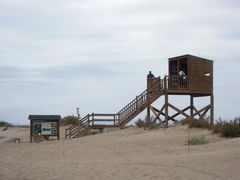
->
[0,125,240,180]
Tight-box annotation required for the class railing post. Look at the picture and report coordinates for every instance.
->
[92,113,94,126]
[164,76,167,92]
[136,96,138,110]
[88,114,90,126]
[113,115,115,125]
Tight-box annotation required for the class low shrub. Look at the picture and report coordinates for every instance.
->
[214,117,240,138]
[180,118,189,126]
[181,116,240,138]
[212,118,223,134]
[135,116,160,129]
[189,117,211,129]
[187,136,208,145]
[0,121,13,127]
[148,121,160,129]
[60,115,79,126]
[135,118,145,128]
[180,116,211,129]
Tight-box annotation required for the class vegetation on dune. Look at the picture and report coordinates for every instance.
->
[136,114,240,138]
[60,115,79,126]
[213,117,240,138]
[180,117,211,129]
[187,136,208,145]
[135,116,160,129]
[0,121,13,127]
[0,121,13,131]
[180,116,240,138]
[135,118,145,128]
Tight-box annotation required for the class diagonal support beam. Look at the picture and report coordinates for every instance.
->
[150,105,165,120]
[160,111,178,122]
[171,106,191,119]
[199,105,211,119]
[168,103,190,118]
[193,106,201,118]
[192,105,211,118]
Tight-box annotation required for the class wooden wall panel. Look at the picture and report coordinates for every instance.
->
[168,55,213,94]
[188,56,213,93]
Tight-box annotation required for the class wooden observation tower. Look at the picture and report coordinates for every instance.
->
[147,54,214,128]
[65,54,214,138]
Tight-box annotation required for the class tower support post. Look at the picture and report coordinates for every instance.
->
[210,94,214,128]
[164,76,168,128]
[164,94,169,128]
[146,106,151,129]
[190,95,194,123]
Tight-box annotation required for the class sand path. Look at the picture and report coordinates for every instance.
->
[0,125,240,180]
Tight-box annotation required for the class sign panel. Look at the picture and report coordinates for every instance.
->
[41,122,57,135]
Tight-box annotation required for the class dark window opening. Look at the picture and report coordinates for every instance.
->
[179,58,188,76]
[169,60,178,76]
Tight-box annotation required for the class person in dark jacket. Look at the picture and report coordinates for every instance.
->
[147,71,155,79]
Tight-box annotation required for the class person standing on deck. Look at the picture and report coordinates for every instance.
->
[147,71,155,79]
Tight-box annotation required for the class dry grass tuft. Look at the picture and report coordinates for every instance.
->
[187,136,208,145]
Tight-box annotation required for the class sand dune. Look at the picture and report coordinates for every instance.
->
[0,125,240,180]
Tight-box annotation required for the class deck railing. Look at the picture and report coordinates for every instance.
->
[167,75,188,89]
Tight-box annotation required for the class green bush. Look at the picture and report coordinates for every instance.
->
[187,136,208,145]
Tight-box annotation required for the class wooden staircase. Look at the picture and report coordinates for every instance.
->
[65,77,164,139]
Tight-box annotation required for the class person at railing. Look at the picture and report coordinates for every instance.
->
[147,71,155,79]
[178,70,188,87]
[179,70,187,80]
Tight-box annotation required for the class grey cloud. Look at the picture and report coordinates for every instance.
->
[0,0,240,124]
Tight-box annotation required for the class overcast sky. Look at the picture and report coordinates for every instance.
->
[0,0,240,125]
